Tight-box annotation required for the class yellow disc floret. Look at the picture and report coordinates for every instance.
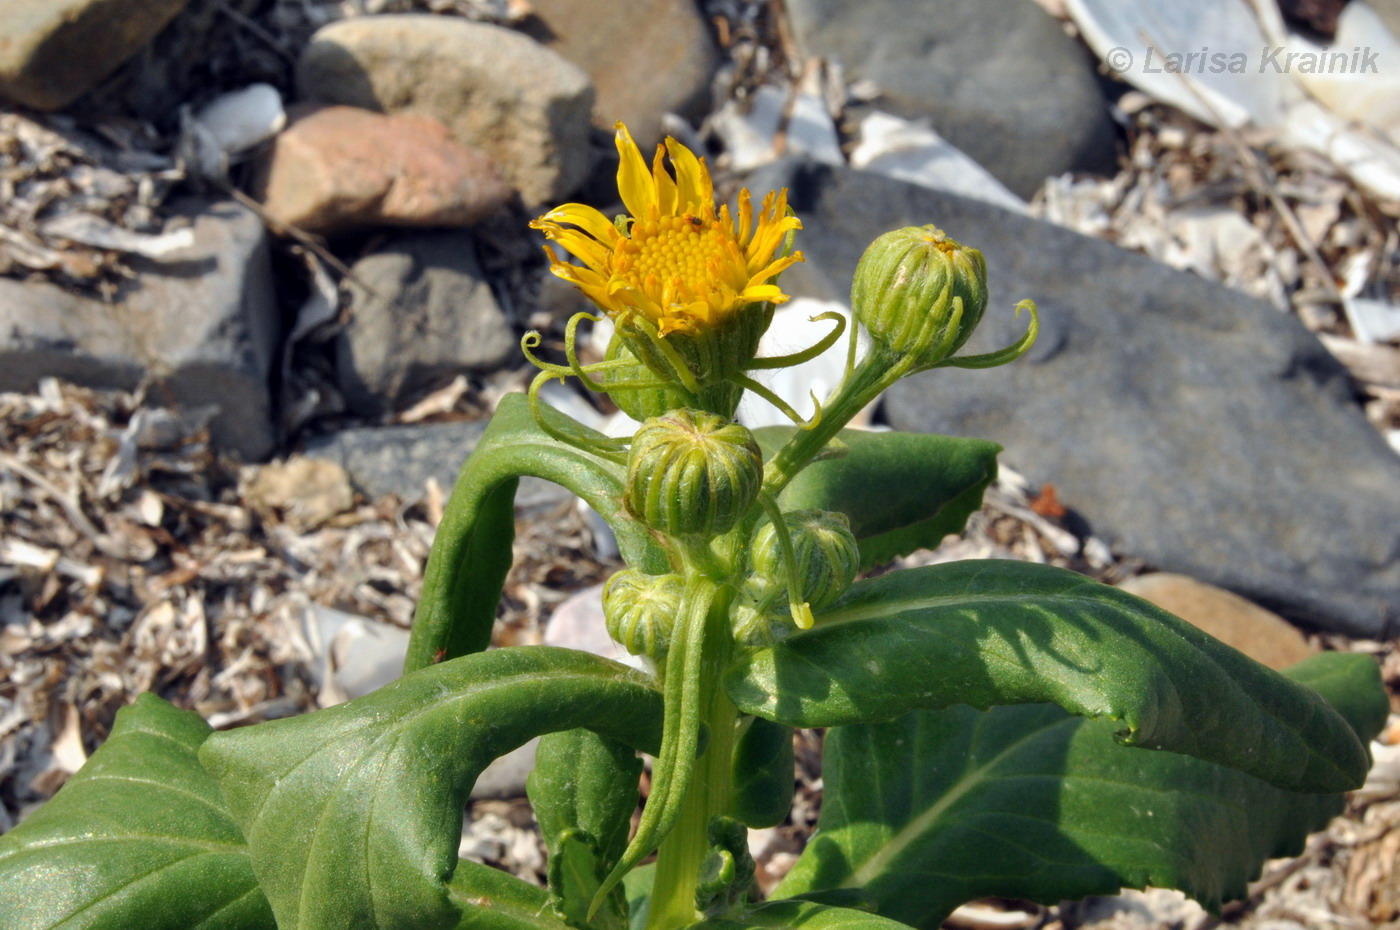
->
[531,123,802,338]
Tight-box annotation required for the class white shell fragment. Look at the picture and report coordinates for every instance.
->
[850,111,1027,213]
[192,83,286,156]
[711,84,844,174]
[1064,0,1400,201]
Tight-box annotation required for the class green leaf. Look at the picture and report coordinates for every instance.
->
[730,716,795,829]
[547,831,629,930]
[686,899,915,930]
[529,728,643,869]
[0,693,274,930]
[756,427,998,568]
[774,652,1386,928]
[406,394,667,672]
[623,863,656,930]
[724,560,1369,792]
[199,647,664,930]
[448,859,565,930]
[529,729,642,930]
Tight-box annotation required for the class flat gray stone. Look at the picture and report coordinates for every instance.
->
[334,231,516,417]
[0,198,278,459]
[786,0,1117,197]
[302,419,569,511]
[0,0,189,110]
[749,160,1400,638]
[297,15,594,205]
[521,0,719,148]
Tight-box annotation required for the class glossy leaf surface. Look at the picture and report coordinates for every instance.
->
[200,647,663,930]
[724,561,1370,792]
[730,716,795,829]
[0,694,274,930]
[774,653,1385,928]
[756,427,998,568]
[407,394,665,672]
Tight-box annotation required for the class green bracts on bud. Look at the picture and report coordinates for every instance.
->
[626,409,762,539]
[602,569,684,657]
[602,334,742,422]
[851,225,988,370]
[750,509,860,612]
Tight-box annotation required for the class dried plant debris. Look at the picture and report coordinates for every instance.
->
[0,111,183,292]
[0,377,622,826]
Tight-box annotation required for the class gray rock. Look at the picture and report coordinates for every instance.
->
[335,231,515,417]
[0,0,189,110]
[749,160,1400,638]
[521,0,719,148]
[297,15,594,205]
[71,0,262,121]
[302,419,569,511]
[786,0,1116,198]
[0,199,278,459]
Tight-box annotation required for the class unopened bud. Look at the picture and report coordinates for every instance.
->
[749,509,859,612]
[850,225,988,369]
[602,569,683,657]
[625,409,762,538]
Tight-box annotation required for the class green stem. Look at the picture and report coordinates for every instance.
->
[760,347,912,499]
[645,583,737,930]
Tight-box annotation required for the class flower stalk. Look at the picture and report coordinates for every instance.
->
[527,124,1040,930]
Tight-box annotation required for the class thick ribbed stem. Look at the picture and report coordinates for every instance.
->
[644,581,736,930]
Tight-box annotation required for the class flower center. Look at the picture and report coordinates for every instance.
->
[616,213,729,299]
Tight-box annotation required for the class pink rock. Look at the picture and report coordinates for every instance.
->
[1118,573,1317,671]
[255,105,509,235]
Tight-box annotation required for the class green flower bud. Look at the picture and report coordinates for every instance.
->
[749,509,859,612]
[602,333,741,422]
[602,569,683,657]
[730,596,794,647]
[626,409,762,538]
[850,225,988,369]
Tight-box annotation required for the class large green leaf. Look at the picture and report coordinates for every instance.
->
[449,859,567,930]
[755,428,998,569]
[686,899,914,930]
[724,561,1369,792]
[406,394,666,672]
[730,716,795,829]
[0,694,274,930]
[774,652,1386,928]
[529,728,642,870]
[200,647,663,930]
[528,729,643,930]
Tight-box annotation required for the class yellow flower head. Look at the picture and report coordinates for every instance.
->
[531,123,803,337]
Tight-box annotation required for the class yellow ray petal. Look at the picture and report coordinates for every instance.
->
[664,136,712,212]
[651,145,677,217]
[545,227,614,275]
[545,251,612,307]
[734,189,754,247]
[615,123,656,219]
[534,203,621,247]
[745,253,803,288]
[737,284,788,305]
